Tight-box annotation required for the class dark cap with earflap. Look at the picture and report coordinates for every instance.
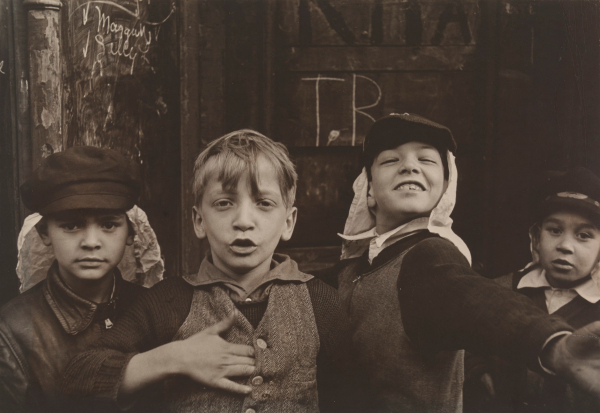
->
[20,146,141,215]
[362,113,457,178]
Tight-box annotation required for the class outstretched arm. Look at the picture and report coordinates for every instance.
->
[398,237,572,369]
[62,278,255,404]
[121,311,255,397]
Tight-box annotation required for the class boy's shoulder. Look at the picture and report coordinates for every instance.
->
[403,235,468,266]
[0,280,49,343]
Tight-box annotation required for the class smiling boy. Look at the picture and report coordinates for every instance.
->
[0,147,147,413]
[62,130,354,413]
[334,113,600,412]
[466,168,600,413]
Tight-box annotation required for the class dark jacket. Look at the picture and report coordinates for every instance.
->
[0,261,144,413]
[464,269,600,413]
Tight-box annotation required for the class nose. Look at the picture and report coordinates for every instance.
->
[556,235,574,254]
[398,156,420,175]
[232,202,256,232]
[80,227,102,250]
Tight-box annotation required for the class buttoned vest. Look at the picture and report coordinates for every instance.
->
[163,282,320,413]
[338,247,464,413]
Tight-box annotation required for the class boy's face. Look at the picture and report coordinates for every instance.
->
[38,209,133,286]
[535,211,600,287]
[192,156,297,281]
[368,141,447,234]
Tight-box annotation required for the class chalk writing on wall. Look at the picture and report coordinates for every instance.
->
[302,73,382,146]
[70,0,175,76]
[0,61,5,75]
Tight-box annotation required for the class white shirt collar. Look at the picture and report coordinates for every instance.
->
[339,218,429,263]
[517,267,600,304]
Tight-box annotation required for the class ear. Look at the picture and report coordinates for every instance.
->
[530,225,541,261]
[280,206,298,242]
[35,220,52,247]
[192,206,206,239]
[125,233,134,246]
[367,183,377,209]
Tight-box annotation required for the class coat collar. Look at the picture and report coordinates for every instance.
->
[43,261,119,335]
[183,253,312,298]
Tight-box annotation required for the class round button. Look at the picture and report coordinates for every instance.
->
[251,376,264,386]
[245,409,256,413]
[257,338,267,349]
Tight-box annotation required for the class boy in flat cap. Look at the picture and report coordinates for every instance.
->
[0,146,155,413]
[329,113,600,412]
[466,167,600,413]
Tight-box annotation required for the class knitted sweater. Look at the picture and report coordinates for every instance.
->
[62,272,358,412]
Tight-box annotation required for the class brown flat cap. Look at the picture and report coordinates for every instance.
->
[20,146,141,214]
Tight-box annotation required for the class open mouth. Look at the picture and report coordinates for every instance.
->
[394,181,426,192]
[230,239,258,255]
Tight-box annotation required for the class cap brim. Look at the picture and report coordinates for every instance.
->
[39,194,134,215]
[540,198,600,225]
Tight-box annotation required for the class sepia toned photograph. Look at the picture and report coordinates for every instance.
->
[1,0,600,412]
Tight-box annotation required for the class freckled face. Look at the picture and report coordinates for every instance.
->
[40,210,133,286]
[536,211,600,287]
[369,141,447,234]
[193,157,297,281]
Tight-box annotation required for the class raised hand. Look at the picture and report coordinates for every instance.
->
[543,321,600,401]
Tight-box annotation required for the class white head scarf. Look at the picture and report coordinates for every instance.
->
[339,150,471,264]
[16,205,164,292]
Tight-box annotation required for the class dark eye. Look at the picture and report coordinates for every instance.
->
[214,200,232,208]
[380,158,397,165]
[61,223,80,231]
[258,200,275,209]
[578,232,594,240]
[419,158,437,164]
[102,222,119,230]
[546,227,561,235]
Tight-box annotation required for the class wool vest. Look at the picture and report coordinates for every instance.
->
[338,247,464,413]
[163,282,320,413]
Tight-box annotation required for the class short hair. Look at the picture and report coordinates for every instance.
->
[192,129,298,208]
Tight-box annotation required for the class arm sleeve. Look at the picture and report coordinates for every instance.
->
[0,332,27,413]
[308,279,370,412]
[61,277,193,401]
[398,237,573,371]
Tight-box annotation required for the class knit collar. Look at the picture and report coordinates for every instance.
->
[43,261,120,335]
[183,254,312,299]
[517,266,600,304]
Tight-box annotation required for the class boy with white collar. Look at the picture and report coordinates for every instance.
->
[335,113,600,413]
[467,167,600,413]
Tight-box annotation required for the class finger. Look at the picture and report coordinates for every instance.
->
[225,364,256,378]
[222,356,255,366]
[227,343,255,358]
[203,311,237,336]
[213,378,252,395]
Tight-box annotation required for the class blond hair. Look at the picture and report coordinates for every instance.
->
[192,129,297,208]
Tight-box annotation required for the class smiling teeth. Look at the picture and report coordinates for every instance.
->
[398,184,423,191]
